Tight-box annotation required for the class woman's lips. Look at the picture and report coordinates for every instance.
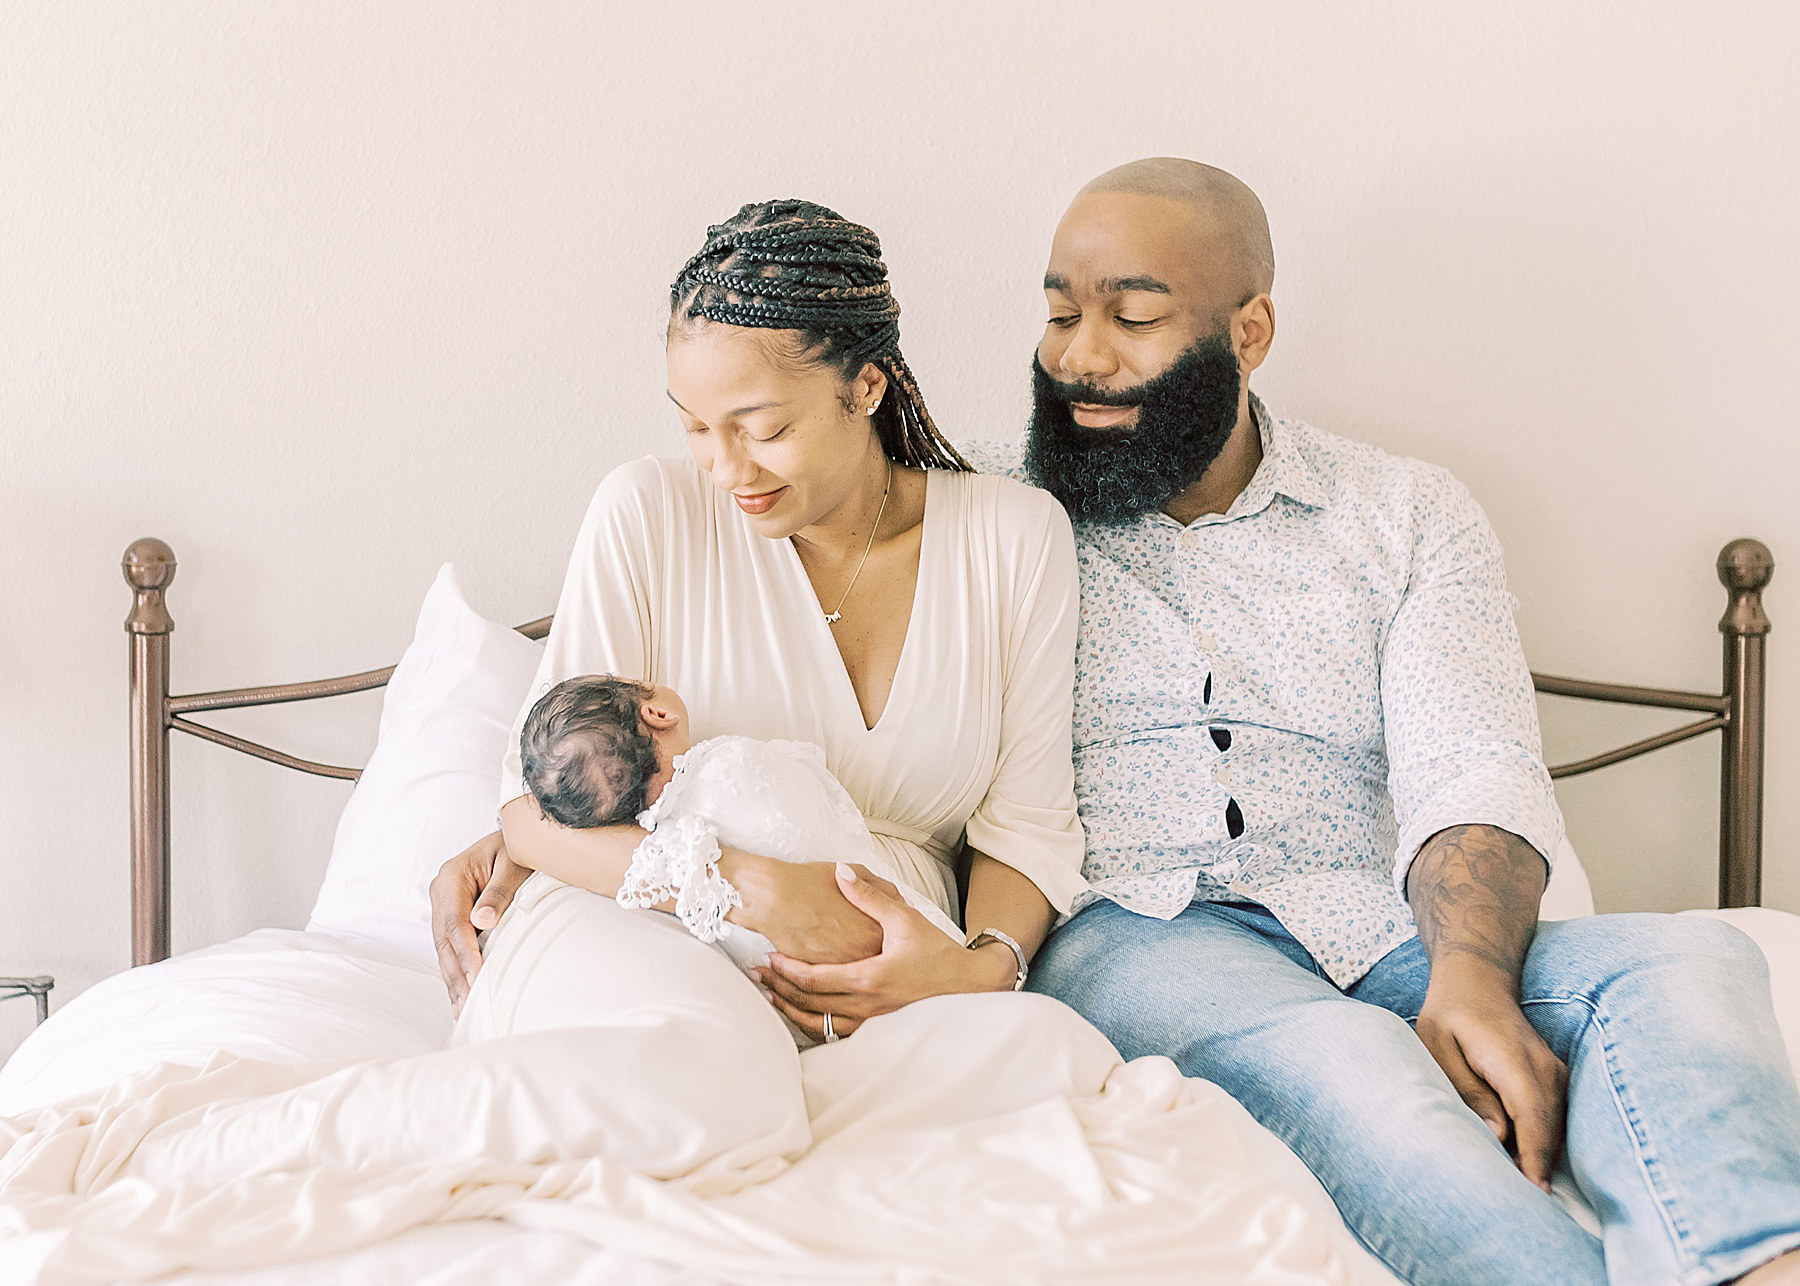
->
[733,487,788,515]
[1070,403,1138,429]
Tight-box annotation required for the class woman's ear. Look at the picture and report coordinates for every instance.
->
[851,361,890,417]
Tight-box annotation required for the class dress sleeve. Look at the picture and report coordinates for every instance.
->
[1382,469,1565,897]
[961,489,1091,913]
[499,459,662,808]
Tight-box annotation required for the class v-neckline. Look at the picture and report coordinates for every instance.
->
[789,468,937,735]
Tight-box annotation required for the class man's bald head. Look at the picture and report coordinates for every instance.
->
[1080,158,1274,298]
[1035,156,1279,473]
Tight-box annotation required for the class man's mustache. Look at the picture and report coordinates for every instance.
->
[1035,364,1148,409]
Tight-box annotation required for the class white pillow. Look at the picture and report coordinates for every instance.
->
[1679,908,1800,1071]
[1540,836,1596,920]
[306,565,544,967]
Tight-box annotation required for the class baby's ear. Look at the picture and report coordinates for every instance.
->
[639,697,680,730]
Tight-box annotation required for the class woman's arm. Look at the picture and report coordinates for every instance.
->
[499,794,641,897]
[961,851,1057,964]
[428,803,652,1012]
[954,494,1090,916]
[429,803,886,1011]
[502,794,885,963]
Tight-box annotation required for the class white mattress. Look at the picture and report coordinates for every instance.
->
[4,910,1796,1285]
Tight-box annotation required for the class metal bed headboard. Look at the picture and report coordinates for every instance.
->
[119,536,1774,968]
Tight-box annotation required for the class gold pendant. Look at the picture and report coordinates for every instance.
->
[823,611,842,625]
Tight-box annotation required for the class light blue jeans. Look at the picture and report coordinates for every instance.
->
[1030,901,1800,1286]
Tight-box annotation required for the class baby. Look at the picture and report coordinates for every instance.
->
[518,675,964,978]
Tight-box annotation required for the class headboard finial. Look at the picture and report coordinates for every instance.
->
[123,538,176,635]
[1717,538,1773,638]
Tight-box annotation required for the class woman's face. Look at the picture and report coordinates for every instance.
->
[665,322,885,540]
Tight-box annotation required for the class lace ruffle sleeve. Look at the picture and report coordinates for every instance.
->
[616,814,742,944]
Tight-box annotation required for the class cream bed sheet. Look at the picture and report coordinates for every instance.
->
[3,909,1794,1285]
[0,927,1398,1286]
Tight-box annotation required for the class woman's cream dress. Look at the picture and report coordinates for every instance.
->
[497,454,1090,918]
[454,453,1092,1164]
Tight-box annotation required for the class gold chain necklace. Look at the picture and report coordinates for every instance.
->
[823,459,893,626]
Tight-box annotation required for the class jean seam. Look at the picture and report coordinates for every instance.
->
[1523,992,1700,1273]
[1681,1230,1800,1286]
[1247,1121,1430,1286]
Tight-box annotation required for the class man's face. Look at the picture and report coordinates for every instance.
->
[1026,190,1259,523]
[1036,191,1245,428]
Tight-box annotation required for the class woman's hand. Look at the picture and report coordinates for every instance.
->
[429,830,532,1016]
[724,854,885,964]
[755,864,1018,1041]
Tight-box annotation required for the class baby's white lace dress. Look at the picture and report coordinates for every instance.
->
[615,736,962,970]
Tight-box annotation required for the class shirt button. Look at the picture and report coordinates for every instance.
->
[1194,630,1219,651]
[1215,766,1235,789]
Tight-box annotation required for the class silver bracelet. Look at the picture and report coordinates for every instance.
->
[966,927,1028,991]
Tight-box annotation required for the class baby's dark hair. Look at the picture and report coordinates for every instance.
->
[519,675,659,829]
[669,198,972,474]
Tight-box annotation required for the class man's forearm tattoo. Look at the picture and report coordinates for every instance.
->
[1407,824,1548,979]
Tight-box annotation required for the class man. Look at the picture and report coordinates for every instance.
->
[433,160,1800,1285]
[982,159,1800,1286]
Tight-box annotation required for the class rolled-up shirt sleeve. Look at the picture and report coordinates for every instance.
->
[1382,471,1565,898]
[962,491,1091,913]
[499,459,660,809]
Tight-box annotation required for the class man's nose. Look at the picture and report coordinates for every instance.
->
[1057,318,1117,382]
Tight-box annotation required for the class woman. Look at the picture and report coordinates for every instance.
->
[438,198,1086,1051]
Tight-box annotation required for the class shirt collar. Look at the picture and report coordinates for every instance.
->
[1170,393,1330,528]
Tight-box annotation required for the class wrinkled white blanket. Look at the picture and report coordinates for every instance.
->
[0,983,1378,1285]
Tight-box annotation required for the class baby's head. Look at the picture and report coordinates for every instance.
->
[519,675,692,828]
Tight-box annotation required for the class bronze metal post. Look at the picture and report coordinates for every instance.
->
[1718,538,1773,908]
[124,539,176,965]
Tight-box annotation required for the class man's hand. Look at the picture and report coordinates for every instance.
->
[724,855,884,964]
[1407,823,1562,1189]
[1416,960,1568,1190]
[429,830,531,1015]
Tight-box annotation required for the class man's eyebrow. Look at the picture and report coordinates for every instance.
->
[1099,275,1171,295]
[1041,273,1173,296]
[665,391,787,419]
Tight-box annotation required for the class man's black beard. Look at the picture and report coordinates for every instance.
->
[1025,330,1242,525]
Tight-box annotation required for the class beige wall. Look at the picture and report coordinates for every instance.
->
[3,1,1796,1056]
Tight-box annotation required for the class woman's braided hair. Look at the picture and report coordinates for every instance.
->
[669,199,971,473]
